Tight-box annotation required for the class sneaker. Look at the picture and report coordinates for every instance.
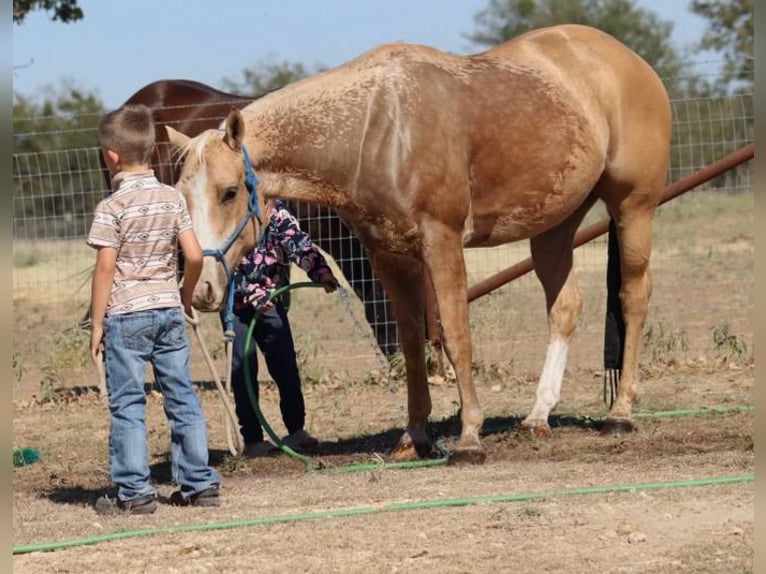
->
[281,429,319,453]
[94,492,157,516]
[170,485,220,507]
[242,440,279,458]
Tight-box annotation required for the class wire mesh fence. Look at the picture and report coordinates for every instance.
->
[12,69,754,389]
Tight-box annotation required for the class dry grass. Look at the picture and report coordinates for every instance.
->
[12,188,753,400]
[11,189,754,573]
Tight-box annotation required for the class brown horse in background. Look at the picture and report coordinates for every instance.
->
[106,79,398,356]
[168,25,671,463]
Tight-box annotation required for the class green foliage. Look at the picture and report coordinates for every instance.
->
[691,0,753,91]
[13,81,106,239]
[13,80,104,153]
[221,59,323,96]
[466,0,685,91]
[465,0,753,185]
[712,322,747,362]
[13,246,45,268]
[387,350,408,381]
[641,317,689,368]
[13,0,83,24]
[47,324,91,373]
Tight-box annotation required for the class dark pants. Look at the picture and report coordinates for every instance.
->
[230,301,306,445]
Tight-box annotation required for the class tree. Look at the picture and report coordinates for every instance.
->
[13,81,105,239]
[465,0,752,191]
[13,0,83,24]
[221,58,324,96]
[690,0,753,91]
[466,0,686,95]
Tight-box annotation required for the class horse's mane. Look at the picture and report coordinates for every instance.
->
[171,129,223,169]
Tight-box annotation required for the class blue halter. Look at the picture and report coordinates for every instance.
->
[201,145,262,339]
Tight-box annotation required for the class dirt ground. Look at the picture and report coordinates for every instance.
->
[12,358,753,573]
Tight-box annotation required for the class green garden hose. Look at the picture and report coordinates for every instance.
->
[241,282,450,472]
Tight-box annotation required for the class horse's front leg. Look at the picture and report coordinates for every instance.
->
[368,251,432,460]
[422,222,486,464]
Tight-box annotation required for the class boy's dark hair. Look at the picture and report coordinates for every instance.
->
[99,104,156,165]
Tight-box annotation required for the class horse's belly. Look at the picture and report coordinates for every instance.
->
[465,187,593,247]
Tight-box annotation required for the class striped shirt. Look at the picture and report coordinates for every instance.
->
[87,170,193,316]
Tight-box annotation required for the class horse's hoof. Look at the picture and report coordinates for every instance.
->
[390,432,432,461]
[600,417,636,435]
[519,421,552,438]
[389,443,419,462]
[447,446,487,465]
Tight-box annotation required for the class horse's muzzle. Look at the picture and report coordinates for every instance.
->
[193,280,224,312]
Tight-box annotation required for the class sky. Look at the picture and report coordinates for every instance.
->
[12,0,712,109]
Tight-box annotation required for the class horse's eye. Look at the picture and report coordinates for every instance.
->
[221,186,237,203]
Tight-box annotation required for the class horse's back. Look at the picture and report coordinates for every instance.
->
[336,25,670,162]
[488,24,672,179]
[245,26,671,245]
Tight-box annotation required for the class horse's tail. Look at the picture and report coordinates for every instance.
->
[603,218,625,408]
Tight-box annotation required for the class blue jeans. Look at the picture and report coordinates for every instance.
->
[230,301,306,445]
[103,307,219,501]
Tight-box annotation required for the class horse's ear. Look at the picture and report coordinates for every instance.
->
[223,108,246,151]
[165,126,191,149]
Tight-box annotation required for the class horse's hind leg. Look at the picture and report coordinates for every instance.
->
[521,198,594,437]
[601,205,656,434]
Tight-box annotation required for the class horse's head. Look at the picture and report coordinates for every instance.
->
[166,109,263,312]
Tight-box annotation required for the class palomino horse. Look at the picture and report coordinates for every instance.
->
[168,24,671,463]
[108,79,398,357]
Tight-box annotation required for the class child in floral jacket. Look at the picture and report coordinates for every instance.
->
[231,199,338,457]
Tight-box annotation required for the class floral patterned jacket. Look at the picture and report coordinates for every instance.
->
[232,200,332,311]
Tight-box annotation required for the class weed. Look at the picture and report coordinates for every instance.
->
[36,370,65,404]
[641,316,688,369]
[519,506,543,519]
[387,350,407,380]
[13,351,23,382]
[712,323,747,363]
[13,248,45,268]
[385,342,449,381]
[218,453,252,476]
[48,324,91,373]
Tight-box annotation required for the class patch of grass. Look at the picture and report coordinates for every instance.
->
[519,506,543,519]
[712,322,748,363]
[218,453,252,476]
[13,351,23,382]
[641,315,689,370]
[294,332,325,383]
[48,324,91,373]
[387,350,407,380]
[35,371,66,404]
[13,248,45,268]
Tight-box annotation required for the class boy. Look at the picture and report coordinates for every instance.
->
[88,104,220,514]
[231,199,338,458]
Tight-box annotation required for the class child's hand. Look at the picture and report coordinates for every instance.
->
[90,324,104,365]
[318,270,338,293]
[180,290,195,318]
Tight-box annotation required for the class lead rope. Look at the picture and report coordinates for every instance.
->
[96,347,108,408]
[184,308,244,456]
